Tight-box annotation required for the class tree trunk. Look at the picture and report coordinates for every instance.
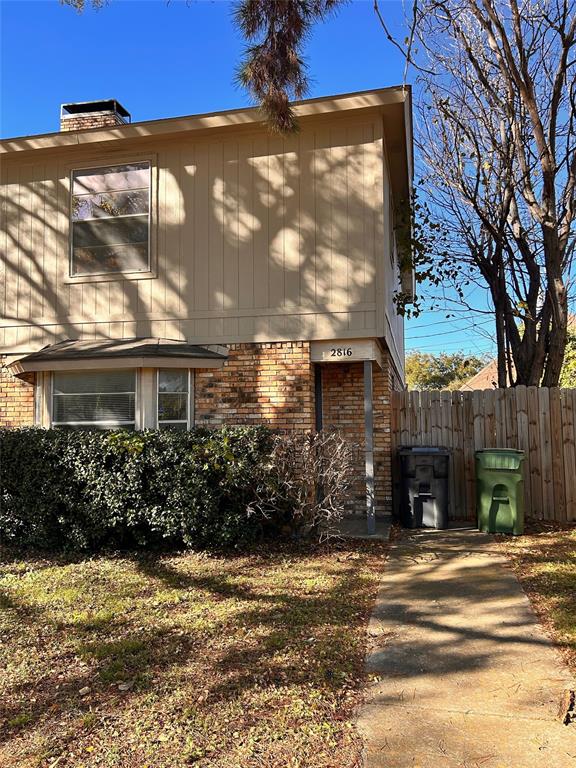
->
[541,276,569,387]
[492,288,508,387]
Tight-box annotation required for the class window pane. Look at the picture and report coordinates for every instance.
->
[72,190,149,221]
[72,243,149,275]
[158,370,188,393]
[53,393,135,423]
[158,393,187,422]
[52,371,136,427]
[73,163,149,195]
[53,370,135,394]
[73,216,148,248]
[159,422,188,431]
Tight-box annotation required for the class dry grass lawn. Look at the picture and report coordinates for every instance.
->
[0,541,386,768]
[498,523,576,674]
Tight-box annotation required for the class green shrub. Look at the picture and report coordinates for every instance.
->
[0,426,273,551]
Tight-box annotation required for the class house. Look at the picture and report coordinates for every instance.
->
[0,88,413,523]
[459,359,502,390]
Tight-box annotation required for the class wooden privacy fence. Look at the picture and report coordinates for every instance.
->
[390,387,576,522]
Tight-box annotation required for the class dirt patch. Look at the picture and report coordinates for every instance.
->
[497,522,576,675]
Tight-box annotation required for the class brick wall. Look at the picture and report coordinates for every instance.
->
[60,113,126,132]
[321,362,366,513]
[195,342,403,515]
[195,342,315,431]
[321,351,404,516]
[373,353,401,516]
[0,365,35,427]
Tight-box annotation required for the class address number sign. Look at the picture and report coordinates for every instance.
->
[310,340,382,366]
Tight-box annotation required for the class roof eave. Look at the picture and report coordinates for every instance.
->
[0,86,410,156]
[9,354,226,377]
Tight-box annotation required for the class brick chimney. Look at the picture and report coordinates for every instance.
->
[60,99,131,132]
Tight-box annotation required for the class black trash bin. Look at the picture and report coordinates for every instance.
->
[397,447,450,529]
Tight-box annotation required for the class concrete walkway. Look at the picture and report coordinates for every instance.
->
[358,528,576,767]
[334,516,391,541]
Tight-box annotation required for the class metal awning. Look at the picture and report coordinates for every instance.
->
[8,338,228,377]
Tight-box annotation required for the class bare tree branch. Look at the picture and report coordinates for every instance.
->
[413,0,575,386]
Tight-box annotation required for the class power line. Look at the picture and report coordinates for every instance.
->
[405,339,495,351]
[406,311,492,327]
[406,320,493,340]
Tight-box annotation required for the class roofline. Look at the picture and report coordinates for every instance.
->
[8,338,229,376]
[10,355,227,375]
[1,85,412,156]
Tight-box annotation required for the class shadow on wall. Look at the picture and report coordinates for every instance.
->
[2,122,386,427]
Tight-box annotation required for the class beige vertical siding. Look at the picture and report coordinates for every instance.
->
[377,132,405,380]
[0,113,394,352]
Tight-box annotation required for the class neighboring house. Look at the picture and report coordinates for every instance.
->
[0,88,413,519]
[459,360,502,391]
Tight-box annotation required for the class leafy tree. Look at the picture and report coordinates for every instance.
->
[61,0,106,9]
[405,351,490,391]
[559,333,576,388]
[234,0,342,132]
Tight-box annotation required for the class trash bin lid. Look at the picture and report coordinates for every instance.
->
[398,446,450,455]
[475,448,524,470]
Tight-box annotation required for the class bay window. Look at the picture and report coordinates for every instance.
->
[10,338,227,430]
[49,369,192,430]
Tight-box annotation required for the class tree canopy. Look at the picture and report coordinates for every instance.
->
[234,0,342,132]
[405,351,490,390]
[559,332,576,388]
[412,0,575,388]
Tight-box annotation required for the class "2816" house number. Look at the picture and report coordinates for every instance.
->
[330,347,353,357]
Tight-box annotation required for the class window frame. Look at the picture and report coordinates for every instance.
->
[41,367,195,430]
[50,369,140,430]
[65,154,157,284]
[155,368,192,430]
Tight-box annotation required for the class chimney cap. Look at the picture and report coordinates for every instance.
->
[60,99,131,121]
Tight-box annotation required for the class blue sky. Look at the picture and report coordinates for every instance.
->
[0,0,497,358]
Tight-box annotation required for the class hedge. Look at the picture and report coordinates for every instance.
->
[0,426,275,551]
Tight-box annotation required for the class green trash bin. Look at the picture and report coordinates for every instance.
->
[475,449,525,535]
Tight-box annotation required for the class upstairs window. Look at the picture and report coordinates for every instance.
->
[52,370,136,430]
[70,162,150,276]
